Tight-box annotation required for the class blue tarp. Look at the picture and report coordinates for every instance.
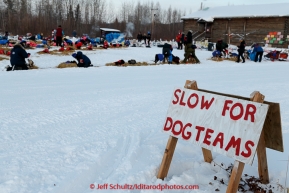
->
[250,52,256,61]
[87,38,97,46]
[0,39,9,45]
[105,33,124,43]
[247,50,256,61]
[95,37,100,44]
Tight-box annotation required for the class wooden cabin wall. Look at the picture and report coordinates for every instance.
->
[183,19,200,33]
[183,17,289,47]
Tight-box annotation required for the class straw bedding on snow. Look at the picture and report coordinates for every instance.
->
[57,62,78,68]
[105,62,150,67]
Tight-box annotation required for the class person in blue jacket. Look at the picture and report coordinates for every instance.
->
[154,54,164,64]
[124,38,130,46]
[72,30,77,37]
[10,41,31,70]
[253,43,264,62]
[72,51,92,67]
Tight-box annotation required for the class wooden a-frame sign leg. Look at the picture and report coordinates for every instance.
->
[226,160,245,193]
[251,91,269,184]
[157,136,178,180]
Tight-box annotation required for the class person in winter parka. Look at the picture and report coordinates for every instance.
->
[10,41,31,70]
[253,43,264,62]
[72,30,77,38]
[72,51,92,67]
[124,38,130,47]
[56,25,63,46]
[181,32,185,48]
[137,32,142,42]
[236,39,246,63]
[216,40,222,51]
[162,43,173,63]
[183,30,200,63]
[103,40,109,49]
[146,31,151,46]
[176,31,182,49]
[142,33,147,45]
[216,39,228,57]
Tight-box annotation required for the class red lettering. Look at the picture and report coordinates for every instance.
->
[230,103,244,121]
[225,136,241,156]
[182,123,192,140]
[195,126,205,142]
[222,100,233,116]
[187,93,199,109]
[164,118,192,140]
[241,140,255,158]
[172,89,181,105]
[200,96,215,110]
[163,117,173,131]
[179,91,186,106]
[203,128,214,145]
[244,104,256,123]
[212,132,224,148]
[172,120,183,136]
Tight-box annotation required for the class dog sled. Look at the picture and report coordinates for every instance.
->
[211,50,222,61]
[263,50,286,61]
[278,52,288,61]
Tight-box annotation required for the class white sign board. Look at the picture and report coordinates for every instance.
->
[162,87,269,165]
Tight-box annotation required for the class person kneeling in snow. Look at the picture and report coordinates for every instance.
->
[162,43,173,64]
[103,40,109,49]
[72,51,92,67]
[124,38,130,47]
[9,41,31,70]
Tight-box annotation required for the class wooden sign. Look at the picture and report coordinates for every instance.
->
[158,80,283,193]
[162,87,269,165]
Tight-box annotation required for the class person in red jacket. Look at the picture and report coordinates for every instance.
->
[103,40,109,49]
[56,25,63,46]
[176,31,182,50]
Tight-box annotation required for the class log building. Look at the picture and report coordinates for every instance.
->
[181,3,289,48]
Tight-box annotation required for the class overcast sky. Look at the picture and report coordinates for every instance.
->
[113,0,289,13]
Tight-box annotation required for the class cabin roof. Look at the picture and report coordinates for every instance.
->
[181,3,289,22]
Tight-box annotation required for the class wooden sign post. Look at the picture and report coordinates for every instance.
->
[157,80,283,193]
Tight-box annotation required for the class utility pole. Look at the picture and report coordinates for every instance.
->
[151,8,158,39]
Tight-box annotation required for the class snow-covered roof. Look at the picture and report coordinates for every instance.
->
[181,3,289,22]
[100,28,120,32]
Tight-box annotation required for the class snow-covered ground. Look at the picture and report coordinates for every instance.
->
[0,45,289,193]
